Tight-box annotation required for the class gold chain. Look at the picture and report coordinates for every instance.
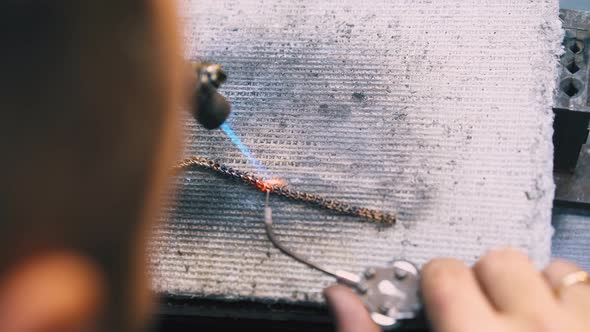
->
[173,156,396,226]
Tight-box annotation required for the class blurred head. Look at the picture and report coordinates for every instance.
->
[0,1,185,331]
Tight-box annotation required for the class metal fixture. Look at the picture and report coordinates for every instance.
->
[553,9,590,204]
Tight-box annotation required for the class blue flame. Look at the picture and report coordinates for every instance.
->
[220,123,269,178]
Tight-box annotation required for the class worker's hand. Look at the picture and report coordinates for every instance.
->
[324,285,380,332]
[422,248,590,332]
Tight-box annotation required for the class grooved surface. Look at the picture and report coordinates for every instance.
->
[149,0,562,303]
[552,207,590,271]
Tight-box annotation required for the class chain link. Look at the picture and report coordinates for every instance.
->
[172,156,396,225]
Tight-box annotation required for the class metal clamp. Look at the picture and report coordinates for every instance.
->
[357,261,421,328]
[263,191,421,329]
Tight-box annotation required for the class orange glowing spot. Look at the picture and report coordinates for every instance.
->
[256,177,288,192]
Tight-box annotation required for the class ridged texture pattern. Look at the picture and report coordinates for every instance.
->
[149,0,562,303]
[552,207,590,271]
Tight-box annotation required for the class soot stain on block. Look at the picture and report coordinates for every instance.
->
[352,92,367,101]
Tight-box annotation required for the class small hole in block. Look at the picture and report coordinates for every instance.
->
[568,40,584,54]
[566,61,580,74]
[560,78,583,97]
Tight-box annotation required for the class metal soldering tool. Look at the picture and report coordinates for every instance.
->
[189,62,231,130]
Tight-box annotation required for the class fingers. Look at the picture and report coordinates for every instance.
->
[422,252,589,332]
[421,258,498,332]
[323,285,380,332]
[543,260,590,316]
[473,248,556,316]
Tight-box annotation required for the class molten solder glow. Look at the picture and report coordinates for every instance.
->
[255,177,288,192]
[220,122,270,179]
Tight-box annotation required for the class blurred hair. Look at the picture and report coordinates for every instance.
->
[0,1,181,330]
